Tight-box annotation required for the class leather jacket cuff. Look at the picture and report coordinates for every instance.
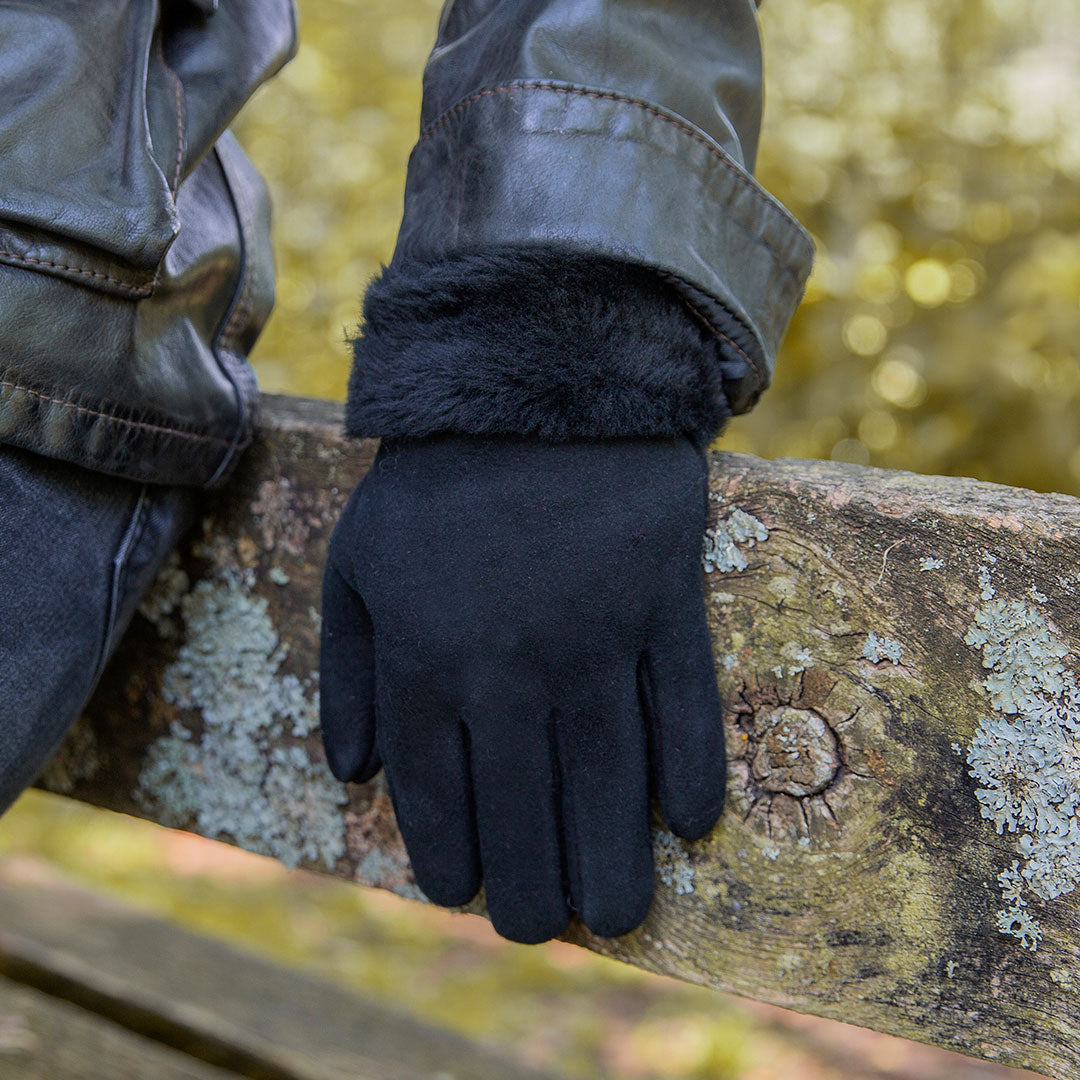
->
[392,80,814,414]
[347,246,741,446]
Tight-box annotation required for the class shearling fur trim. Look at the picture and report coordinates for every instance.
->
[347,247,746,445]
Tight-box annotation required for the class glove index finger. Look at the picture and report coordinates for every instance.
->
[319,560,380,783]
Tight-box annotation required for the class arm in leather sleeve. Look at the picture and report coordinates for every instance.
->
[348,0,814,441]
[0,1,296,487]
[322,1,815,945]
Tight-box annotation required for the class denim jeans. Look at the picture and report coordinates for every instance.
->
[0,444,195,813]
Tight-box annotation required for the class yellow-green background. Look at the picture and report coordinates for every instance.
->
[242,0,1080,496]
[3,0,1077,1076]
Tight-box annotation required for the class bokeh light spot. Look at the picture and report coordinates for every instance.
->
[842,313,888,355]
[904,259,952,306]
[830,437,871,464]
[858,410,901,451]
[872,356,928,408]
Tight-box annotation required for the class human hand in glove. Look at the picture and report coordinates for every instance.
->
[320,433,725,943]
[317,250,747,943]
[316,0,814,945]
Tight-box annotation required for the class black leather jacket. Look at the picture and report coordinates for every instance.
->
[0,0,812,488]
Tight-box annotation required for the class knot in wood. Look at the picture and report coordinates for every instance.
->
[750,706,840,797]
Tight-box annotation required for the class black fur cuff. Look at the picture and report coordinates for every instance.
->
[346,247,743,445]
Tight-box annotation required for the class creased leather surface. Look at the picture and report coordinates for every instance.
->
[399,0,814,413]
[1,0,809,485]
[0,0,295,487]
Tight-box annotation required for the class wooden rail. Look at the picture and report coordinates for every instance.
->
[0,858,559,1080]
[42,394,1080,1080]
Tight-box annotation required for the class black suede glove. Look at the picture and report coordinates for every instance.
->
[321,433,725,943]
[320,249,743,943]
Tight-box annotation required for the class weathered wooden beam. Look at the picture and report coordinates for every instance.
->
[43,394,1080,1080]
[0,859,558,1080]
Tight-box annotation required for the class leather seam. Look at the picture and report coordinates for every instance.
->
[0,378,234,445]
[91,486,149,684]
[418,80,813,266]
[169,63,186,194]
[217,146,257,356]
[666,283,764,392]
[0,250,153,296]
[206,141,260,487]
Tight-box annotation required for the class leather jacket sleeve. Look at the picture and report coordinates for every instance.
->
[349,0,814,432]
[0,1,296,487]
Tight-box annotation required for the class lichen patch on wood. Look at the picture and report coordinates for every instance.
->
[136,568,347,870]
[702,506,769,573]
[654,830,696,895]
[862,631,902,665]
[964,567,1080,951]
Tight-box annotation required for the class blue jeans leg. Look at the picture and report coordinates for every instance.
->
[0,445,195,813]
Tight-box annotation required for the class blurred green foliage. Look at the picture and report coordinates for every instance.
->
[238,0,1080,494]
[233,0,443,400]
[749,0,1080,493]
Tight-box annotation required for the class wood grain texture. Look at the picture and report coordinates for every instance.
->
[43,394,1080,1080]
[0,976,240,1080]
[0,860,558,1080]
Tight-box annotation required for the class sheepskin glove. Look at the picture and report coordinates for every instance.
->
[319,249,739,943]
[320,433,725,944]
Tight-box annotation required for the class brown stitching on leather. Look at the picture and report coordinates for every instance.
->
[417,81,813,259]
[170,65,186,194]
[0,378,233,444]
[0,250,152,296]
[656,267,766,390]
[673,292,763,391]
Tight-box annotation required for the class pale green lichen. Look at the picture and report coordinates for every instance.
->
[771,646,814,678]
[965,572,1080,950]
[767,575,798,603]
[268,566,291,586]
[358,850,426,902]
[918,556,944,571]
[996,901,1043,951]
[654,830,695,895]
[702,508,768,573]
[779,642,814,677]
[136,570,347,870]
[862,632,902,664]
